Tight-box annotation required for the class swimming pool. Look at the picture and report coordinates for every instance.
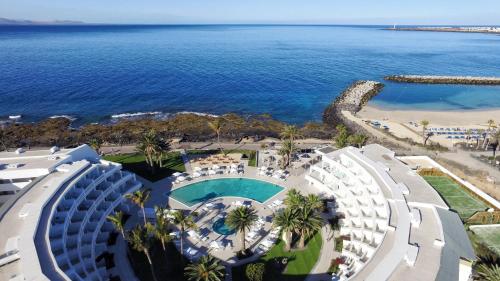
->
[169,178,284,207]
[212,218,236,235]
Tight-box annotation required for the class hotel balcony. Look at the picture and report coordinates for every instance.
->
[84,222,98,233]
[82,233,93,245]
[67,235,78,249]
[86,190,101,201]
[67,222,82,235]
[71,211,86,223]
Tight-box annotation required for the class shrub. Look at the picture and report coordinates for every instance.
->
[334,237,343,252]
[245,262,265,281]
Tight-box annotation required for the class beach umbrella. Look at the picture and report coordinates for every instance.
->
[173,172,182,177]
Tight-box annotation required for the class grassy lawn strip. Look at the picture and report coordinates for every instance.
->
[233,232,322,281]
[104,152,185,182]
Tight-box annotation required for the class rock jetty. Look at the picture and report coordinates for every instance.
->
[385,75,500,85]
[323,80,384,126]
[386,27,500,34]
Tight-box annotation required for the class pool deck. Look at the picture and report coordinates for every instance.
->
[110,158,323,281]
[136,163,317,265]
[112,150,336,281]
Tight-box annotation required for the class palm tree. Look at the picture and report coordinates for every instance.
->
[127,225,157,281]
[226,206,258,253]
[487,119,496,131]
[348,134,368,148]
[88,138,103,154]
[107,211,126,239]
[172,210,198,262]
[284,189,304,210]
[278,139,297,168]
[208,118,224,155]
[465,129,472,145]
[137,129,161,173]
[476,129,485,149]
[280,125,301,142]
[295,205,322,249]
[334,124,349,148]
[273,208,299,251]
[125,189,151,224]
[477,263,500,281]
[146,207,171,251]
[305,193,323,210]
[184,255,225,281]
[490,131,500,159]
[419,120,430,145]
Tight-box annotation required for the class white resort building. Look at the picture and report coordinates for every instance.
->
[0,145,142,281]
[0,143,478,281]
[305,144,476,281]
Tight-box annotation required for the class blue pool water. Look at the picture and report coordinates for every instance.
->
[1,25,500,124]
[212,218,236,235]
[169,178,283,207]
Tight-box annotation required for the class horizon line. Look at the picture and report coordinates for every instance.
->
[1,22,500,27]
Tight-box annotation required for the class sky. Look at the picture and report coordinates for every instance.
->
[1,0,499,25]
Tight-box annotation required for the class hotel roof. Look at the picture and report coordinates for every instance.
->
[315,144,475,281]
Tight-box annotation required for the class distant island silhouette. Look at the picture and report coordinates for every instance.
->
[0,17,84,25]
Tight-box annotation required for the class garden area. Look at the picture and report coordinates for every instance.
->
[422,175,490,220]
[104,152,185,182]
[232,232,322,281]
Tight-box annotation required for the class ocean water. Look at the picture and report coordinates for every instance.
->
[0,25,499,124]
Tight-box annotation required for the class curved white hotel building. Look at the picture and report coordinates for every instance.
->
[0,143,477,281]
[0,145,142,281]
[306,144,476,281]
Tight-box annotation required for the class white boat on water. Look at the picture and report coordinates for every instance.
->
[9,115,22,120]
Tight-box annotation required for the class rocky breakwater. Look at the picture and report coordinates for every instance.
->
[385,75,500,85]
[323,80,384,126]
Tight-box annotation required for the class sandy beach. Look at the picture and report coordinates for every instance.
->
[358,105,500,126]
[354,105,500,148]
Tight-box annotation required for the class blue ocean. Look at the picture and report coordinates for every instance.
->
[1,25,499,124]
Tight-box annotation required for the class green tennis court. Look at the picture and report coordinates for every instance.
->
[423,175,489,220]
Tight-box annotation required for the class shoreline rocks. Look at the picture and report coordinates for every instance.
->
[385,75,500,85]
[323,80,384,126]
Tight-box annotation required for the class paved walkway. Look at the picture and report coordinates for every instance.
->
[179,149,192,172]
[306,215,338,281]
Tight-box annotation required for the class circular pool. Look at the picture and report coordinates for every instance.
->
[212,218,236,235]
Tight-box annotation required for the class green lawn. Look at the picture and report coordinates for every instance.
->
[104,152,185,182]
[471,225,500,256]
[423,175,489,220]
[233,232,322,281]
